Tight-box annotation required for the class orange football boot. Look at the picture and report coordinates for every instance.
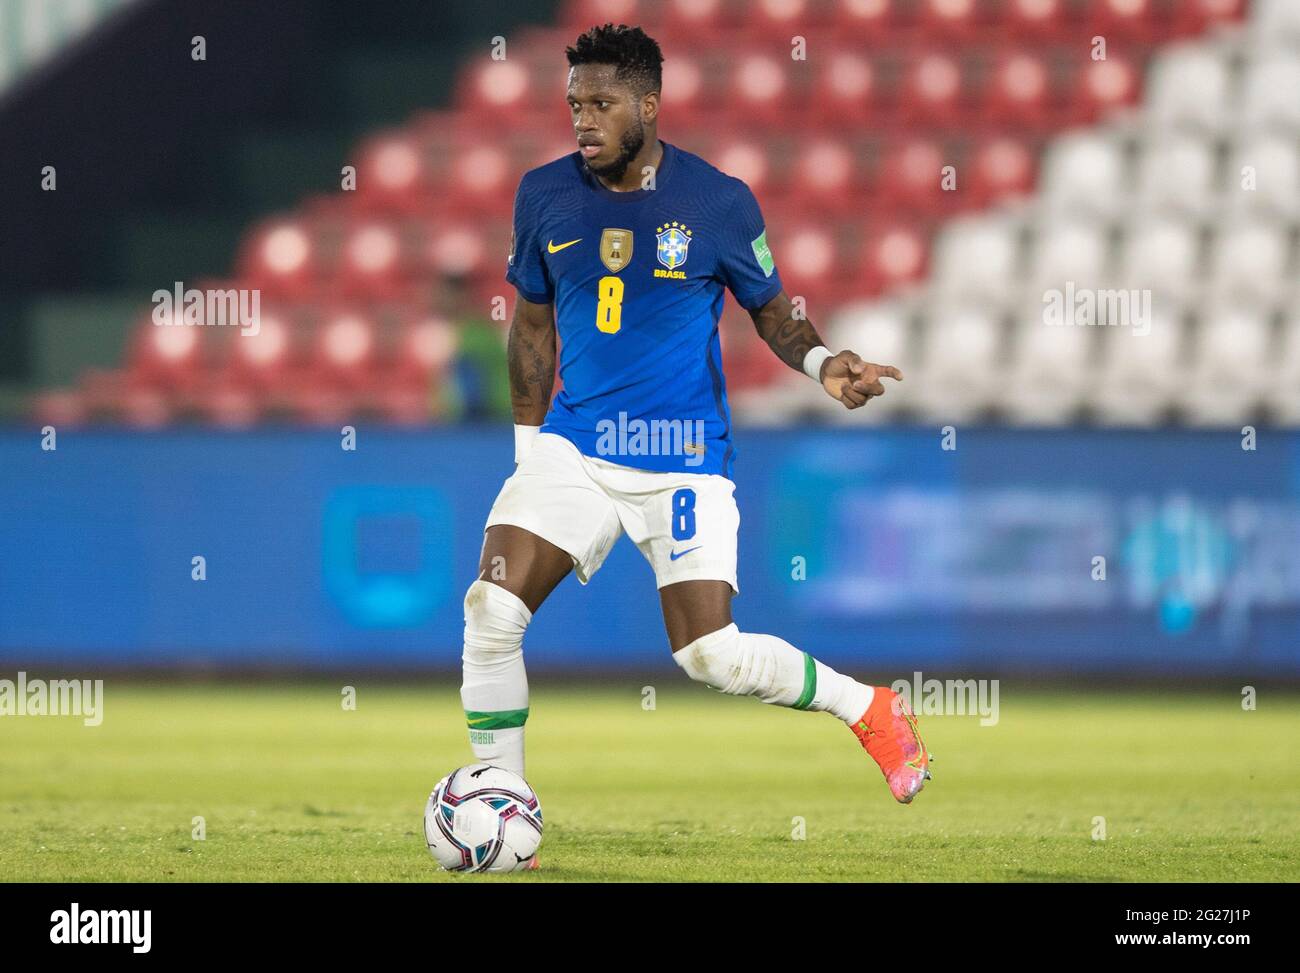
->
[851,687,932,803]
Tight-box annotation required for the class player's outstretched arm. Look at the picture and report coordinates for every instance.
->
[748,291,902,410]
[506,293,557,427]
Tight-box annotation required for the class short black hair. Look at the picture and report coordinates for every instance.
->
[565,23,663,97]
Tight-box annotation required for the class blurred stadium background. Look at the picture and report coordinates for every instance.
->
[2,0,1298,678]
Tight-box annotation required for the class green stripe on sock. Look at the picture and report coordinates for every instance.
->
[792,653,817,710]
[465,708,529,730]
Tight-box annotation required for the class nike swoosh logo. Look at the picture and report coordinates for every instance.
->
[547,238,581,253]
[669,546,702,561]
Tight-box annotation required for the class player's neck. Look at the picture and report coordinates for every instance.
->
[595,137,663,193]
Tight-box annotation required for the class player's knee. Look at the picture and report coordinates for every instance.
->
[463,580,532,662]
[673,623,741,691]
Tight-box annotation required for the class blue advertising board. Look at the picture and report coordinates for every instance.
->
[1,427,1297,674]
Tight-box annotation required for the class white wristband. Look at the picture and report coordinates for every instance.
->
[514,425,541,464]
[802,346,833,382]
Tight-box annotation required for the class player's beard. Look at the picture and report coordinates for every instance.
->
[585,118,645,186]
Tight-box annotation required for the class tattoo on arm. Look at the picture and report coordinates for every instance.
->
[749,294,825,373]
[507,302,556,425]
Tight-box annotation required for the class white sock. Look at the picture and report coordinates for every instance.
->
[673,624,874,724]
[460,580,531,775]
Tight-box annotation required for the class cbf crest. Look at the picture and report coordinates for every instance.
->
[655,221,692,271]
[600,228,633,273]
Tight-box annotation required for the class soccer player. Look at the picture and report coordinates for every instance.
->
[460,24,931,812]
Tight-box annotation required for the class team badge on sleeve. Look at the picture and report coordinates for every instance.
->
[751,229,775,277]
[655,222,692,271]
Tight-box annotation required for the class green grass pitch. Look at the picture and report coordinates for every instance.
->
[1,681,1296,882]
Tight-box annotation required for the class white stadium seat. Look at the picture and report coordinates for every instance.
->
[913,305,1004,422]
[1145,45,1232,134]
[1119,217,1202,300]
[1133,135,1219,218]
[1237,54,1300,134]
[928,214,1023,306]
[1250,0,1300,46]
[1178,306,1273,425]
[819,300,915,424]
[1002,311,1094,425]
[1038,133,1128,219]
[1225,132,1300,219]
[1090,305,1186,425]
[1027,219,1111,294]
[1268,307,1300,422]
[1207,219,1293,307]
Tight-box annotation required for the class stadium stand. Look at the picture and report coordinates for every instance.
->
[32,0,1297,428]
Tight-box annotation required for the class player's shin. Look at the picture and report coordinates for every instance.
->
[673,624,874,724]
[460,580,531,775]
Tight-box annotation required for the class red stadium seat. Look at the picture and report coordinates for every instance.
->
[1003,0,1074,39]
[1070,53,1140,124]
[811,51,876,127]
[858,223,929,296]
[713,137,775,196]
[967,136,1036,206]
[354,132,427,215]
[983,51,1053,128]
[898,52,965,129]
[877,138,954,214]
[918,0,982,40]
[727,53,791,126]
[313,309,382,390]
[789,138,860,211]
[1170,0,1247,36]
[1084,0,1160,44]
[833,0,901,39]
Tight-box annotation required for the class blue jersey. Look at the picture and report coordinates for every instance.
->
[505,141,782,478]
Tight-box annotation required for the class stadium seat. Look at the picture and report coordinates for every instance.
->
[1090,304,1185,424]
[983,51,1053,129]
[1132,134,1218,218]
[1178,305,1272,425]
[1249,0,1300,45]
[1070,53,1140,124]
[858,223,929,297]
[1027,219,1111,294]
[1118,216,1201,299]
[727,53,790,125]
[1207,219,1294,308]
[1236,53,1300,133]
[789,138,858,209]
[929,213,1022,306]
[811,51,876,127]
[967,136,1036,205]
[1037,132,1128,219]
[1144,43,1231,133]
[877,138,953,214]
[898,52,965,128]
[1267,306,1300,422]
[822,299,913,423]
[913,304,1004,421]
[1003,310,1093,424]
[1225,133,1300,220]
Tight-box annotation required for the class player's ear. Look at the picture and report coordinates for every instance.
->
[641,90,660,124]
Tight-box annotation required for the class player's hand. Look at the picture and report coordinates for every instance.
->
[819,351,902,409]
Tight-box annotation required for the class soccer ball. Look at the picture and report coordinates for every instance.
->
[423,763,543,872]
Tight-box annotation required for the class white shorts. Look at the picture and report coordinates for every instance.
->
[485,432,740,593]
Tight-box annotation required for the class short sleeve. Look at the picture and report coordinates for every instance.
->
[717,182,783,311]
[504,177,554,304]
